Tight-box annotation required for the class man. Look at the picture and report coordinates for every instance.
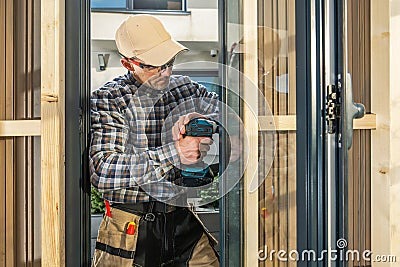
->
[90,14,220,267]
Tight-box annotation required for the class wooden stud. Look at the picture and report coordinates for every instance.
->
[363,0,373,260]
[258,114,377,131]
[287,1,297,265]
[370,0,391,264]
[276,2,288,266]
[347,2,356,260]
[353,114,376,129]
[0,120,41,137]
[0,0,6,264]
[5,0,15,265]
[0,140,5,267]
[5,138,14,267]
[242,0,259,264]
[257,7,266,266]
[41,0,65,266]
[261,2,275,266]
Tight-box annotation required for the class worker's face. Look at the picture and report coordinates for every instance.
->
[122,57,174,90]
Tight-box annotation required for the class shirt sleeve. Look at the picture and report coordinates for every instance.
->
[89,89,180,193]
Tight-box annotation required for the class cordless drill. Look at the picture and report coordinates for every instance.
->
[181,118,218,187]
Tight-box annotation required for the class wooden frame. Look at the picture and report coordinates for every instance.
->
[370,0,391,263]
[0,116,375,138]
[0,0,15,265]
[347,1,372,263]
[0,2,6,265]
[287,1,297,265]
[242,0,259,265]
[258,114,377,131]
[0,120,41,137]
[370,0,400,262]
[1,0,41,265]
[41,0,66,266]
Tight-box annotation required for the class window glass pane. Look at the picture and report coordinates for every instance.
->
[257,0,297,266]
[257,1,297,265]
[190,76,221,95]
[224,0,297,265]
[91,0,127,9]
[133,0,182,11]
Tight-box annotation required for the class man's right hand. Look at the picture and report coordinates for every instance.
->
[175,136,213,165]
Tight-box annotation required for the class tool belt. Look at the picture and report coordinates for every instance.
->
[111,201,184,214]
[92,202,219,267]
[110,194,188,215]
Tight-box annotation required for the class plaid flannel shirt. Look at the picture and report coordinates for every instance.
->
[89,72,219,203]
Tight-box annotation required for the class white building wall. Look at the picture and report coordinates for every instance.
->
[90,6,219,91]
[91,9,218,42]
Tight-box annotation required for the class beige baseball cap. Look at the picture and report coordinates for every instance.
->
[115,15,188,66]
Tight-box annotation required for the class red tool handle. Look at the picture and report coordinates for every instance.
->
[104,199,112,218]
[126,222,136,235]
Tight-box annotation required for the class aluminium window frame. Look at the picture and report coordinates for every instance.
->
[65,0,91,265]
[295,0,327,266]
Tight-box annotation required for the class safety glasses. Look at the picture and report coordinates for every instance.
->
[128,57,175,71]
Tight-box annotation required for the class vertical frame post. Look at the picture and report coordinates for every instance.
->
[65,0,91,265]
[40,0,66,266]
[296,0,325,266]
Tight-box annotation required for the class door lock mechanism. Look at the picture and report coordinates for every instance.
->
[326,84,340,134]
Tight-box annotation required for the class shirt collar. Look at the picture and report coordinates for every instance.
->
[126,71,169,96]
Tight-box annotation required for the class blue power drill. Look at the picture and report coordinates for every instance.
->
[181,118,218,187]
